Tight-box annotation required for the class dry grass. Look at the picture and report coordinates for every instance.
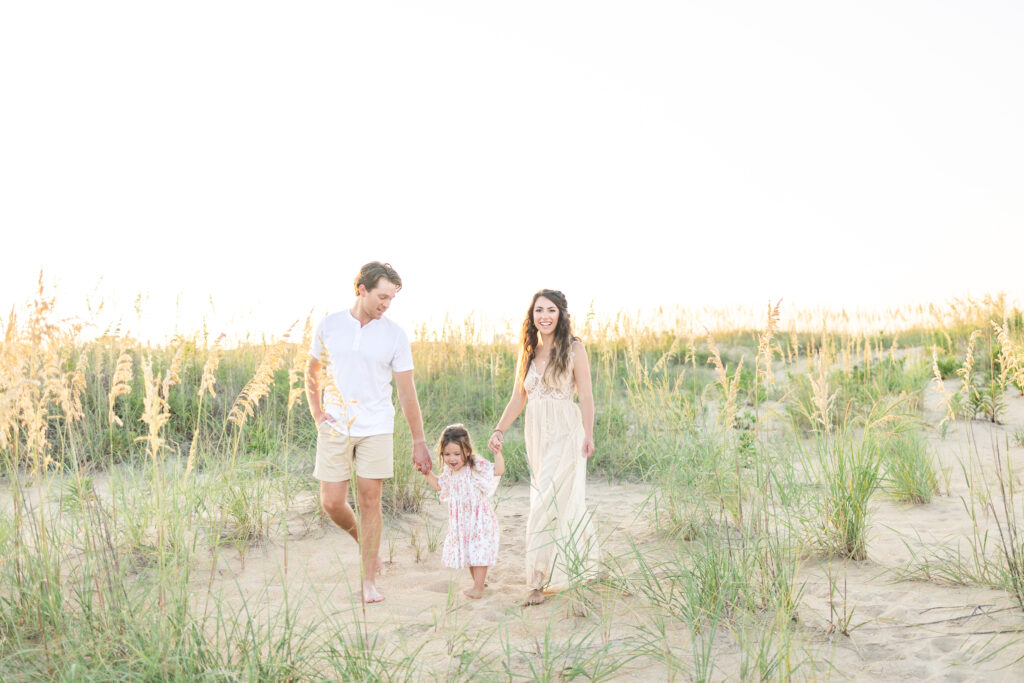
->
[1,282,1023,678]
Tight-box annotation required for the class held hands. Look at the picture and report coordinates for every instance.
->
[412,442,433,474]
[582,436,595,459]
[488,429,504,455]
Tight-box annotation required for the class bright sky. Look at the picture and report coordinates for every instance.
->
[2,1,1022,341]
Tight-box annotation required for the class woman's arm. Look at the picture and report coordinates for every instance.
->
[491,449,505,477]
[572,341,596,459]
[488,360,527,455]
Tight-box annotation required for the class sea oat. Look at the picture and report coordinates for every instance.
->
[652,335,680,375]
[313,332,356,434]
[706,331,741,428]
[957,330,982,402]
[107,351,134,427]
[57,348,87,424]
[287,314,313,413]
[197,333,225,399]
[137,354,170,460]
[810,352,835,432]
[161,344,185,398]
[932,346,955,426]
[227,322,296,429]
[756,299,781,386]
[992,320,1024,393]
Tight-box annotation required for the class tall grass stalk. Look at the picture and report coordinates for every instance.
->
[4,282,1024,676]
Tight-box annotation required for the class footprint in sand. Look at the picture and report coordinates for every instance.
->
[480,607,512,622]
[425,580,454,593]
[930,636,960,653]
[396,623,432,638]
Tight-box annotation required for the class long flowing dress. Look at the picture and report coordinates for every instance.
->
[523,353,600,591]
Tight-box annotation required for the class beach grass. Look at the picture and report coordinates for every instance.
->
[1,287,1024,678]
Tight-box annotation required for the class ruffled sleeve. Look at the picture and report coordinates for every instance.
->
[437,467,452,502]
[471,458,499,497]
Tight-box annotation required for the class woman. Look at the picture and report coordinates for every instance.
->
[489,289,601,606]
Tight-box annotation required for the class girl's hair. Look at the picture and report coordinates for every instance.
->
[518,289,577,387]
[437,423,475,469]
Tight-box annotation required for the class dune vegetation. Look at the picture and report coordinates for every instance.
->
[2,283,1023,680]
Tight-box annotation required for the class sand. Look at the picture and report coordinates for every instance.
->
[197,380,1024,680]
[7,350,1024,679]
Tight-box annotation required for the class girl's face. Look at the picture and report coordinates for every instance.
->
[442,442,467,471]
[532,296,559,336]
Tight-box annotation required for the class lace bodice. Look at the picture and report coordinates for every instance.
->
[524,357,576,401]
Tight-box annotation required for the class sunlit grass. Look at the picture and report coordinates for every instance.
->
[1,284,1023,677]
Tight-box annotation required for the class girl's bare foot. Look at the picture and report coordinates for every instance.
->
[463,587,484,599]
[522,589,545,606]
[363,582,385,604]
[376,555,385,574]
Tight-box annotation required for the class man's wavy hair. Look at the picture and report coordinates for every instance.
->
[354,261,402,295]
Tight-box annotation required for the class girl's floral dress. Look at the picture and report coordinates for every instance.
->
[438,459,500,568]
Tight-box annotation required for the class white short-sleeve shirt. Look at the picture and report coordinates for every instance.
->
[310,310,414,436]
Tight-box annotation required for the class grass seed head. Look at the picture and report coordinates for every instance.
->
[107,352,135,427]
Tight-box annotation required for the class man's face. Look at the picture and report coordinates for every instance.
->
[358,277,398,320]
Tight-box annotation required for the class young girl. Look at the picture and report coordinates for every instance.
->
[424,424,504,599]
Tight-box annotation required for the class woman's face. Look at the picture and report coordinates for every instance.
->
[443,442,467,471]
[532,296,559,336]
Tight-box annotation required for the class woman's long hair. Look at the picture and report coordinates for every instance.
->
[518,289,576,387]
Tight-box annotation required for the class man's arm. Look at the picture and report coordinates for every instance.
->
[305,356,328,426]
[395,369,432,474]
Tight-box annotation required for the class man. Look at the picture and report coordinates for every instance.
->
[305,261,432,603]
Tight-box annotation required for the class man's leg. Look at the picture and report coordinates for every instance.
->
[320,480,357,542]
[356,476,385,603]
[315,421,357,542]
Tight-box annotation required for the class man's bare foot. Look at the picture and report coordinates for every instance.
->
[522,589,545,606]
[363,583,385,604]
[463,587,484,599]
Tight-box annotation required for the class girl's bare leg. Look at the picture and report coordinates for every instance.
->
[465,566,487,599]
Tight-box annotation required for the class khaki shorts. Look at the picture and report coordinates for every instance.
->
[313,421,394,482]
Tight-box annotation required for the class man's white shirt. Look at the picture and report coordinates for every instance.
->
[310,310,414,436]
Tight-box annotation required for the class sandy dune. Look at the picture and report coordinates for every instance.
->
[199,381,1024,680]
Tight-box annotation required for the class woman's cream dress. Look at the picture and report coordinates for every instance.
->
[522,352,600,591]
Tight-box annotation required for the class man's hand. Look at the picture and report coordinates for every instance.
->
[412,441,432,474]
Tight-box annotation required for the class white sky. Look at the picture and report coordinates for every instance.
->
[2,1,1022,341]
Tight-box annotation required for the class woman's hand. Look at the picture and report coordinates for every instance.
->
[582,436,595,459]
[488,429,504,455]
